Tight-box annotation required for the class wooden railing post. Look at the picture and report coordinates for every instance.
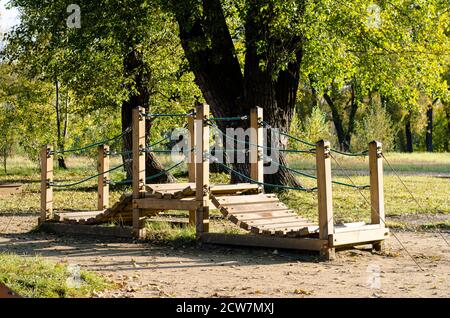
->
[195,104,210,237]
[132,107,146,239]
[40,144,53,224]
[316,140,335,260]
[369,141,385,251]
[97,144,110,211]
[250,107,264,187]
[188,110,196,225]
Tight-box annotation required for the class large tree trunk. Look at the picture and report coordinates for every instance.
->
[405,114,413,153]
[122,46,175,183]
[323,93,347,151]
[173,0,304,189]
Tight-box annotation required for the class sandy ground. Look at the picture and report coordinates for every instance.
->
[0,215,449,298]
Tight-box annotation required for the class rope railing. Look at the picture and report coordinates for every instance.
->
[142,112,194,118]
[207,116,248,122]
[49,163,127,188]
[52,127,132,155]
[108,160,186,186]
[210,158,317,192]
[264,156,370,190]
[260,121,368,157]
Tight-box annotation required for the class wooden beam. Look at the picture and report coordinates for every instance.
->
[316,140,335,260]
[195,104,210,236]
[331,228,389,247]
[369,141,386,251]
[97,144,110,211]
[39,222,133,238]
[132,107,146,239]
[134,198,200,211]
[40,144,53,224]
[250,107,264,185]
[188,112,196,225]
[201,233,327,252]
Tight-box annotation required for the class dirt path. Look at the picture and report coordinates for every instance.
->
[0,215,449,298]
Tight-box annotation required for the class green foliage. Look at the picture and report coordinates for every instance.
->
[290,106,333,148]
[351,101,397,151]
[0,253,114,298]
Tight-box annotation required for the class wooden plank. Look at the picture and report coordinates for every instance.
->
[200,233,327,252]
[211,183,260,194]
[214,194,278,206]
[40,222,133,238]
[55,210,103,220]
[40,144,53,223]
[250,107,264,184]
[147,183,194,191]
[188,112,196,183]
[0,184,23,195]
[0,283,21,298]
[226,202,287,212]
[134,198,200,211]
[245,217,308,227]
[334,223,381,234]
[195,103,210,236]
[331,228,389,247]
[231,208,296,218]
[132,107,146,239]
[97,144,110,211]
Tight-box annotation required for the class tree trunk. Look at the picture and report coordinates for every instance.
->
[55,80,67,169]
[323,93,347,151]
[405,114,413,153]
[445,103,450,152]
[121,46,175,183]
[426,104,433,152]
[172,0,304,189]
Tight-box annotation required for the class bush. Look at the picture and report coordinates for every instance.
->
[351,101,397,151]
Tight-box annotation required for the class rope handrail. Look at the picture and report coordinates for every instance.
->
[207,116,248,122]
[49,163,126,188]
[109,160,185,186]
[260,121,368,157]
[52,127,132,155]
[264,157,370,190]
[211,159,317,192]
[142,112,194,118]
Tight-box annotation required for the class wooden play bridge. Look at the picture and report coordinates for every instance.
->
[40,104,389,259]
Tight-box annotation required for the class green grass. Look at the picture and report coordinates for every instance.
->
[144,221,196,245]
[0,253,114,298]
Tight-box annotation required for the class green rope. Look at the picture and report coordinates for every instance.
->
[267,158,369,189]
[261,121,368,157]
[53,128,131,155]
[207,116,248,122]
[109,160,185,186]
[212,160,316,192]
[50,164,125,188]
[144,113,192,118]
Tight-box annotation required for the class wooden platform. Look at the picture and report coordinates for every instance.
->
[0,184,23,196]
[40,222,133,238]
[210,193,319,237]
[0,283,21,299]
[146,183,261,199]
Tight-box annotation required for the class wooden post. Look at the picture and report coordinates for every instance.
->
[132,107,146,239]
[250,107,264,186]
[316,140,335,260]
[195,103,210,237]
[369,141,385,251]
[188,110,196,225]
[40,145,53,224]
[97,144,110,211]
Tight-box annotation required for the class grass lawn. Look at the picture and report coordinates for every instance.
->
[0,153,449,225]
[0,253,114,298]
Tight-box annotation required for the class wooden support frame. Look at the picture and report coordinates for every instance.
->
[316,140,335,260]
[132,107,146,239]
[250,107,264,185]
[369,141,386,251]
[97,144,110,211]
[187,110,196,225]
[195,104,210,237]
[40,144,53,224]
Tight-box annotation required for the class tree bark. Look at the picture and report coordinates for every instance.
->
[405,114,413,153]
[445,103,450,152]
[122,46,175,183]
[323,93,347,151]
[425,99,438,152]
[173,0,305,189]
[55,80,67,169]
